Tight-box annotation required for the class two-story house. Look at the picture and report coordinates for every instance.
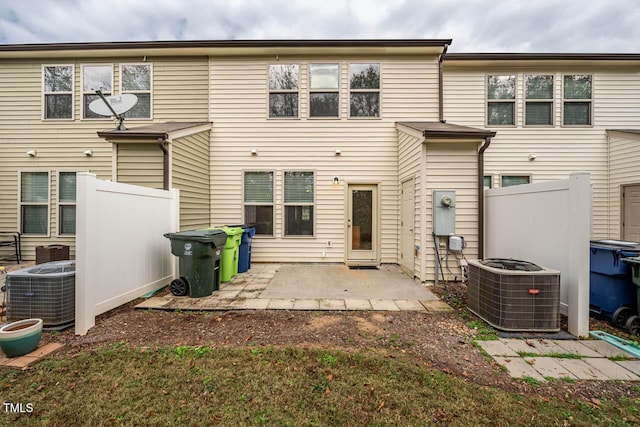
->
[0,40,638,284]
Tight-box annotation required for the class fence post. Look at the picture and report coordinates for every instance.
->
[568,172,591,338]
[75,172,97,336]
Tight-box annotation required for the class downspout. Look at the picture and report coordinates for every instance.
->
[157,137,169,191]
[478,137,492,259]
[438,43,449,123]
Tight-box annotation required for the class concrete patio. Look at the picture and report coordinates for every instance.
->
[136,263,452,312]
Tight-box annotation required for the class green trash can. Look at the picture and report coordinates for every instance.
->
[205,227,243,282]
[164,229,227,297]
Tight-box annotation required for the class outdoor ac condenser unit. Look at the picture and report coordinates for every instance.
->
[467,259,560,332]
[6,260,75,328]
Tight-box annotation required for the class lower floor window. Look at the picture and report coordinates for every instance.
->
[20,171,50,235]
[501,175,531,187]
[58,171,77,235]
[244,205,273,236]
[284,171,315,236]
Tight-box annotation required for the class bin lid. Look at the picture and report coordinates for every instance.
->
[623,257,640,265]
[480,258,543,271]
[213,226,244,236]
[590,239,640,251]
[164,229,228,246]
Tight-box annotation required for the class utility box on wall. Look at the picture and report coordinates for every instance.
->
[433,190,456,236]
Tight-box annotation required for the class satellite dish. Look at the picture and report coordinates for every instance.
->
[89,93,138,117]
[89,91,138,130]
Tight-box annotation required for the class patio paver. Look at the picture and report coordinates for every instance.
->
[475,340,519,357]
[293,299,321,310]
[394,299,427,311]
[524,357,578,380]
[583,358,640,380]
[369,300,400,311]
[344,299,373,310]
[492,356,546,382]
[555,358,610,380]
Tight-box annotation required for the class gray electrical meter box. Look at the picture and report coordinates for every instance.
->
[433,190,456,236]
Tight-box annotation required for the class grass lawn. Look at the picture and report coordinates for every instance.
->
[1,343,638,426]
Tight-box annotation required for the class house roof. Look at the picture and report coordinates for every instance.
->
[607,129,640,135]
[397,122,496,139]
[444,53,640,68]
[97,122,211,141]
[0,39,452,59]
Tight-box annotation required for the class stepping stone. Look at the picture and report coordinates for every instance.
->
[293,299,320,310]
[501,339,545,355]
[420,300,453,312]
[319,299,346,310]
[615,360,640,377]
[524,357,577,380]
[267,298,295,310]
[370,300,400,311]
[394,299,426,311]
[553,340,605,358]
[476,340,519,357]
[581,340,633,358]
[493,356,546,382]
[344,299,372,310]
[555,358,609,380]
[0,343,64,369]
[584,358,640,380]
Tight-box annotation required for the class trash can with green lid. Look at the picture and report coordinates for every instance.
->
[163,229,227,297]
[205,227,243,282]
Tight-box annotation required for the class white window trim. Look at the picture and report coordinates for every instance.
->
[348,62,382,119]
[283,170,316,238]
[499,174,532,187]
[18,170,51,237]
[308,63,340,120]
[267,63,300,119]
[243,170,276,238]
[42,64,75,121]
[81,63,114,120]
[119,63,153,120]
[561,73,593,127]
[486,74,517,127]
[523,74,554,127]
[57,170,82,236]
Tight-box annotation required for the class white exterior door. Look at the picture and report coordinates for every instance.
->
[400,179,415,275]
[624,184,640,241]
[346,184,378,265]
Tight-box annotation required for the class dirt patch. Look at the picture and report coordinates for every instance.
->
[34,281,640,404]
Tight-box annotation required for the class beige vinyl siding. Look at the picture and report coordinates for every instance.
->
[116,144,163,189]
[424,141,479,282]
[172,131,211,230]
[608,131,640,239]
[0,56,209,260]
[209,56,440,263]
[442,64,640,239]
[397,127,424,277]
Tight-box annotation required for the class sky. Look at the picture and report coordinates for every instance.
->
[0,0,638,53]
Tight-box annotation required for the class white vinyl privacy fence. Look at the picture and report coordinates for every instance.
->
[484,172,591,337]
[75,172,179,335]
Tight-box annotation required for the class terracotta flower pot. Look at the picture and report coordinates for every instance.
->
[0,318,43,357]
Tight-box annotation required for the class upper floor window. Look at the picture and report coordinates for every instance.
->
[82,64,113,119]
[309,64,339,118]
[487,75,515,126]
[525,75,553,126]
[269,64,299,118]
[121,64,152,119]
[43,65,73,120]
[349,63,380,117]
[563,74,592,126]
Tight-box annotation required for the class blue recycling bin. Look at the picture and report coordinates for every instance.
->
[228,224,255,273]
[589,240,640,325]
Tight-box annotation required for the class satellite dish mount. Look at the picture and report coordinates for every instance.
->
[89,91,138,131]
